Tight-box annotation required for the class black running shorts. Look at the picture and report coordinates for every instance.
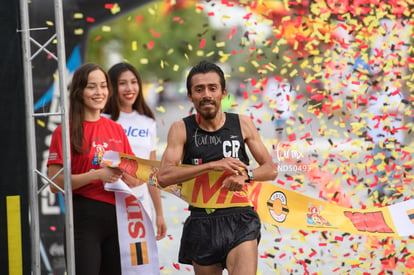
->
[178,206,261,267]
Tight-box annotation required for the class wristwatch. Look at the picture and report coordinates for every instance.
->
[245,169,254,183]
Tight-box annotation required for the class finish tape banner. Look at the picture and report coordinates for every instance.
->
[101,151,414,238]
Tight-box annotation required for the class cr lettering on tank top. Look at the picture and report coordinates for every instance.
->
[223,139,240,158]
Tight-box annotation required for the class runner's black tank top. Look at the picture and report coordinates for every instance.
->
[182,113,249,166]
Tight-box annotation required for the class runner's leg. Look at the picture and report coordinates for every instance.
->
[226,239,258,275]
[192,262,223,275]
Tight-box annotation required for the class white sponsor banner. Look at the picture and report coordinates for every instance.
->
[105,180,160,275]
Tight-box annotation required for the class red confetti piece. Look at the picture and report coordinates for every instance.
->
[300,132,311,140]
[251,78,257,86]
[288,133,296,141]
[259,253,268,258]
[200,38,206,48]
[104,4,114,9]
[335,236,343,241]
[277,179,285,185]
[254,102,263,109]
[147,41,154,50]
[274,76,283,82]
[242,12,253,20]
[86,17,95,23]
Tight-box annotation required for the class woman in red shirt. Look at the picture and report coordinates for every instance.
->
[47,63,138,275]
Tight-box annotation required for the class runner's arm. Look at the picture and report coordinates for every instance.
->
[240,114,277,182]
[157,120,248,187]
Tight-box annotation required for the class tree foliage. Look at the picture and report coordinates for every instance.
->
[86,1,224,83]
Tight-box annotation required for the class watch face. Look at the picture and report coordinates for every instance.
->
[248,169,254,181]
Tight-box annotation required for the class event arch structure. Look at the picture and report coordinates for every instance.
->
[19,1,72,274]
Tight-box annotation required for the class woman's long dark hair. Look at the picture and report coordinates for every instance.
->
[104,62,155,121]
[69,63,112,154]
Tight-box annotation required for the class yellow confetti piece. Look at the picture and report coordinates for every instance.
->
[46,21,54,26]
[73,13,83,19]
[289,69,298,77]
[140,58,149,64]
[173,64,179,71]
[219,53,229,63]
[155,86,164,93]
[131,41,137,51]
[156,106,166,113]
[110,3,120,15]
[251,60,259,68]
[216,41,226,48]
[36,119,45,128]
[148,7,156,15]
[101,25,111,32]
[74,28,84,35]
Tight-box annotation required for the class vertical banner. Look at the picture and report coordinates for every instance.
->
[6,196,23,275]
[105,180,160,275]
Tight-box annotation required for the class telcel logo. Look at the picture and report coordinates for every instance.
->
[125,127,149,137]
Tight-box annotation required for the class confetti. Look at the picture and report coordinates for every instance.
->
[47,0,414,273]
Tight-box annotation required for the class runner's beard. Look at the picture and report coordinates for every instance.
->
[198,101,219,120]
